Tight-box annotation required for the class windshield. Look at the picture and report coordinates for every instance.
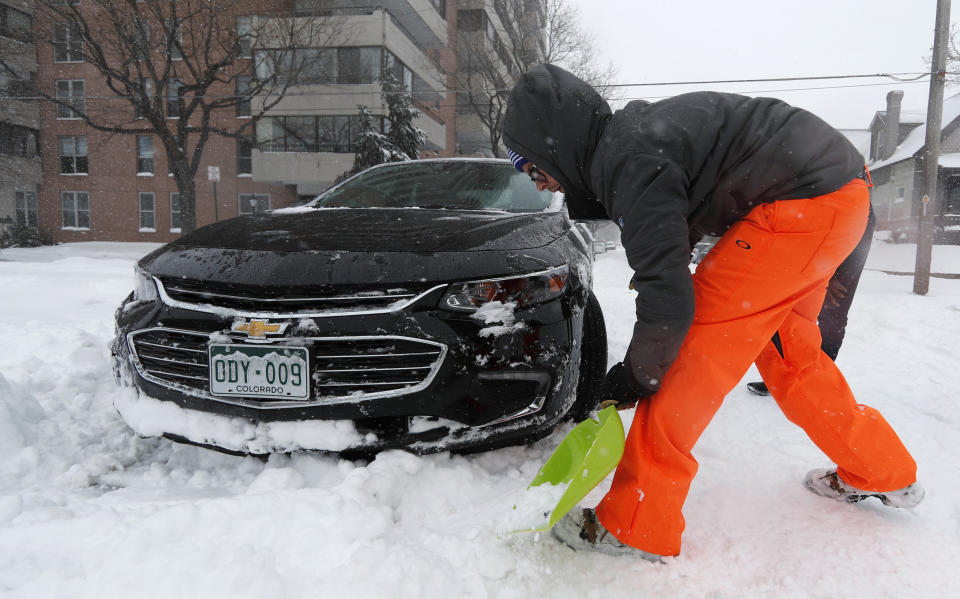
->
[312,161,553,212]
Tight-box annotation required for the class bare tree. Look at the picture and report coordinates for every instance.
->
[455,0,617,157]
[928,24,960,84]
[1,0,343,233]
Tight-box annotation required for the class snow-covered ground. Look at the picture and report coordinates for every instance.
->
[1,239,959,598]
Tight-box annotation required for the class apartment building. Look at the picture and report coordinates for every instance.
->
[253,0,454,199]
[455,0,544,156]
[0,0,41,239]
[18,0,543,244]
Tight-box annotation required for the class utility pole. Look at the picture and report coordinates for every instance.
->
[914,0,951,295]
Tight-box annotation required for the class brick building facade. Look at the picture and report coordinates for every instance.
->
[1,0,545,244]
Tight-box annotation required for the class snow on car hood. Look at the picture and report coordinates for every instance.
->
[137,209,572,288]
[168,208,567,253]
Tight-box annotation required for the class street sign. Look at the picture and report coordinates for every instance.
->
[207,166,220,181]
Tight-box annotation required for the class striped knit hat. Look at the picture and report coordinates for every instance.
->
[506,147,529,172]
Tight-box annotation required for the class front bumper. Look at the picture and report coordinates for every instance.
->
[111,292,585,455]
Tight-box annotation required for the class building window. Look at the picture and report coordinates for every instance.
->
[255,46,386,86]
[238,136,253,175]
[457,9,483,32]
[135,78,153,119]
[53,22,83,62]
[166,19,183,60]
[0,122,37,157]
[238,193,270,215]
[15,190,38,227]
[282,116,316,152]
[255,48,334,85]
[236,16,252,58]
[136,136,154,174]
[56,79,85,119]
[336,47,380,84]
[383,50,413,92]
[138,192,156,231]
[134,18,150,59]
[258,115,382,153]
[0,4,32,43]
[170,192,181,232]
[167,79,183,118]
[0,67,30,97]
[59,135,88,174]
[285,48,336,85]
[895,187,905,204]
[236,76,251,117]
[61,191,90,229]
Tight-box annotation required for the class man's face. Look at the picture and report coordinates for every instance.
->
[522,163,564,193]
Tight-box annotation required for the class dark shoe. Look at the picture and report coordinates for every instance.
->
[805,468,924,508]
[746,381,770,396]
[551,508,665,561]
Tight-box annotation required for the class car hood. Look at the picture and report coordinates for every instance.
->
[169,208,566,253]
[139,208,573,288]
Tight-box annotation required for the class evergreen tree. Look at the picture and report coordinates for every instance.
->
[337,105,397,182]
[338,78,426,182]
[383,76,426,161]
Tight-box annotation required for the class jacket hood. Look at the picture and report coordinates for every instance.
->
[502,64,611,220]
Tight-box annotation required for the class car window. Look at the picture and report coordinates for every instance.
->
[313,161,553,212]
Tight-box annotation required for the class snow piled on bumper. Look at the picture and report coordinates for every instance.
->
[114,388,374,454]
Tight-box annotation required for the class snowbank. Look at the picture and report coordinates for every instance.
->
[0,241,958,598]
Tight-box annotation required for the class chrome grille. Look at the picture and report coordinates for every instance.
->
[310,338,444,398]
[130,329,210,388]
[157,277,433,314]
[127,328,447,408]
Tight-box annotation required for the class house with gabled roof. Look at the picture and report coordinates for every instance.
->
[867,90,960,244]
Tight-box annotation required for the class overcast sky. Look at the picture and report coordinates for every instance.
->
[568,0,959,130]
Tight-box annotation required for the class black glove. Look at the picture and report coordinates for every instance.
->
[597,362,652,411]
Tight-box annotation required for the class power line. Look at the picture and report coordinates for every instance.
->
[594,72,931,89]
[626,78,932,102]
[0,71,945,103]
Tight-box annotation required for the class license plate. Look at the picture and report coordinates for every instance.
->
[208,344,309,399]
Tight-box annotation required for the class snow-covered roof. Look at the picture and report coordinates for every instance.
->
[899,110,926,124]
[839,129,870,161]
[938,153,960,168]
[869,92,960,170]
[868,109,925,132]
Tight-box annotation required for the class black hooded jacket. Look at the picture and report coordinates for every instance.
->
[502,64,864,395]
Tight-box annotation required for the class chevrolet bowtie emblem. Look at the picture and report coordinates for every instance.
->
[231,319,288,340]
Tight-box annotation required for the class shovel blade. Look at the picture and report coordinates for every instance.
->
[512,405,626,532]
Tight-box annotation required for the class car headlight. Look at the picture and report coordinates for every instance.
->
[133,267,159,302]
[440,265,569,312]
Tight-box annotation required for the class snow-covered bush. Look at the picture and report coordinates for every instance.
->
[1,225,50,248]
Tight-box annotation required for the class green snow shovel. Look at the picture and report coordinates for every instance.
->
[508,405,626,533]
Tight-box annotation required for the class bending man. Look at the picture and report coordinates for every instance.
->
[503,64,922,561]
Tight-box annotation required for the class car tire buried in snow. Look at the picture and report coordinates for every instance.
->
[565,290,607,422]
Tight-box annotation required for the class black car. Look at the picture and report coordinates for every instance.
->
[111,158,607,456]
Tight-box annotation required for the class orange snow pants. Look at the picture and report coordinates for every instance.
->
[595,179,917,556]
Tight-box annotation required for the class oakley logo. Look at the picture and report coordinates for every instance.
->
[736,240,752,249]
